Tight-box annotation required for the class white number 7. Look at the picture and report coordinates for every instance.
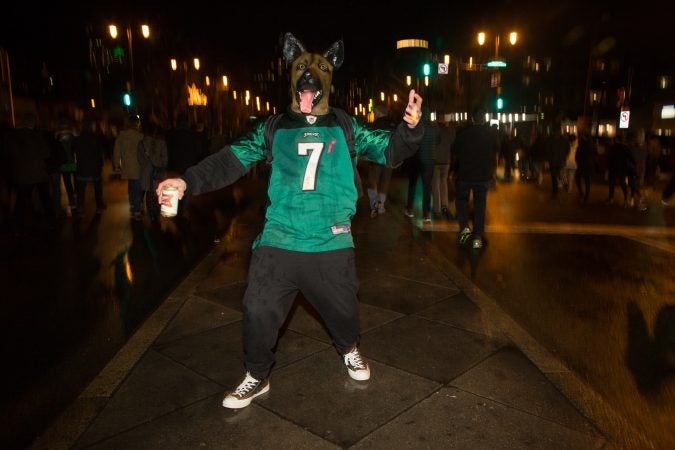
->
[298,142,324,190]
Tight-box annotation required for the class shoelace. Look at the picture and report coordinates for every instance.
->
[235,377,259,395]
[346,350,366,369]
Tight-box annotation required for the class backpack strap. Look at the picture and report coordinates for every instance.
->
[331,107,355,158]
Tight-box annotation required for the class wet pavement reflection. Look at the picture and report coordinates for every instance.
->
[0,170,264,449]
[2,164,675,449]
[401,177,675,449]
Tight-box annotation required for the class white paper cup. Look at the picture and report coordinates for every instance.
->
[160,186,179,217]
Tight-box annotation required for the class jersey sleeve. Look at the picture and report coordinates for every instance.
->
[354,119,424,168]
[182,121,267,195]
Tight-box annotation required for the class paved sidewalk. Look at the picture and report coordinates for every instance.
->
[32,195,617,449]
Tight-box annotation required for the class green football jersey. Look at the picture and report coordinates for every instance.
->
[231,112,372,252]
[183,108,422,253]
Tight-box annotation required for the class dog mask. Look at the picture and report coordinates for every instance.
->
[283,32,344,116]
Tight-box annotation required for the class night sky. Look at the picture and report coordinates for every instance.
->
[2,0,674,90]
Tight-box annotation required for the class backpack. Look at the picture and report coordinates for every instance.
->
[263,108,363,198]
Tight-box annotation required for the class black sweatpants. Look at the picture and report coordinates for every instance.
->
[242,246,360,379]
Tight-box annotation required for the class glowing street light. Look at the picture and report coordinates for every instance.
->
[108,22,150,91]
[477,30,518,60]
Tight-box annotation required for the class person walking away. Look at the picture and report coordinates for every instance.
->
[432,121,455,219]
[605,134,632,207]
[661,173,675,205]
[405,107,438,223]
[5,112,54,235]
[451,107,500,249]
[563,134,578,192]
[55,117,77,215]
[626,133,646,210]
[73,117,107,215]
[499,129,517,182]
[166,112,206,217]
[644,133,662,189]
[574,131,595,203]
[43,124,65,217]
[366,104,395,217]
[113,114,144,220]
[547,128,570,198]
[138,121,168,221]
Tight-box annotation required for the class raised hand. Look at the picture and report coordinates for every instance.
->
[403,89,423,128]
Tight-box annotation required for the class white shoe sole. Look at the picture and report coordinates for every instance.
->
[348,367,371,381]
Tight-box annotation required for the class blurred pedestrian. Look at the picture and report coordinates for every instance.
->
[432,120,455,219]
[662,174,675,205]
[546,127,570,198]
[5,112,54,235]
[138,121,168,221]
[574,131,595,203]
[366,104,395,217]
[166,112,206,217]
[451,107,500,249]
[405,107,438,222]
[113,114,144,220]
[563,134,578,193]
[42,123,65,217]
[55,116,78,214]
[73,117,107,215]
[166,111,206,176]
[605,133,639,208]
[645,133,661,188]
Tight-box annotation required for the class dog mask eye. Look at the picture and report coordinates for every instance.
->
[318,62,328,72]
[297,62,307,70]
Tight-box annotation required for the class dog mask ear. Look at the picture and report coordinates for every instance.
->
[283,33,306,66]
[323,39,344,70]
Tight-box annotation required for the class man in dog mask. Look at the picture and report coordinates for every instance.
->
[157,32,423,409]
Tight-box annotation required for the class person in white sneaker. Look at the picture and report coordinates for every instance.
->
[158,33,423,409]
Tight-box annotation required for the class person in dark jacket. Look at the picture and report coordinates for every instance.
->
[73,118,107,215]
[166,112,206,176]
[574,131,596,203]
[546,128,570,198]
[605,133,638,207]
[55,117,78,213]
[138,121,168,221]
[405,107,438,222]
[451,107,500,249]
[5,112,54,234]
[366,104,395,217]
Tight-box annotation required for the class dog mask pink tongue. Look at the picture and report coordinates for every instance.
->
[300,91,314,113]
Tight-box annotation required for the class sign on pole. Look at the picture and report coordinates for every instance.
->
[619,110,630,129]
[437,63,448,74]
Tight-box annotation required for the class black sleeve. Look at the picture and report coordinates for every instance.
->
[181,147,248,196]
[384,122,424,168]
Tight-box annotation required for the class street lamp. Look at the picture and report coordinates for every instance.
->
[476,31,519,114]
[478,31,517,61]
[108,23,150,92]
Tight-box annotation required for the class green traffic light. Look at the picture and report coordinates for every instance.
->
[497,97,503,110]
[123,93,131,106]
[423,63,430,76]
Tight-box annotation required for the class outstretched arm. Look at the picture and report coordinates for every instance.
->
[384,89,425,167]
